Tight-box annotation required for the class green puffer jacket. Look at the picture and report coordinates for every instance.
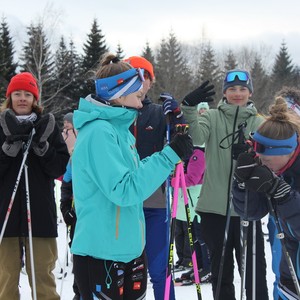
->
[181,99,264,216]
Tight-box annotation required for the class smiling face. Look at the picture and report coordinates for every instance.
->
[224,85,252,106]
[11,90,35,115]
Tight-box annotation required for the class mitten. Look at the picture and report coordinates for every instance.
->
[182,81,215,106]
[234,152,257,183]
[63,209,76,226]
[169,133,193,160]
[160,94,182,118]
[32,113,55,156]
[0,109,33,157]
[245,165,291,202]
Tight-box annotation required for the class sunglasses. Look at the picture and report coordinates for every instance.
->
[249,133,293,153]
[225,71,249,83]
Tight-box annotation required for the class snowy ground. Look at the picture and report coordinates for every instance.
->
[19,216,275,299]
[19,183,275,299]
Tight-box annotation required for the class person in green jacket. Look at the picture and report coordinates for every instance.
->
[71,52,193,300]
[181,70,269,299]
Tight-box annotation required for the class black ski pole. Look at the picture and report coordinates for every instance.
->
[240,190,249,300]
[215,122,247,300]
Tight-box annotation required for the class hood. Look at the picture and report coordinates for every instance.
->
[217,98,258,118]
[74,96,138,131]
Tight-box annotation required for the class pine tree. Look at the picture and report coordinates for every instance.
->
[80,18,108,97]
[271,41,295,93]
[196,42,222,105]
[155,31,193,102]
[251,56,270,113]
[141,42,156,100]
[20,22,55,106]
[224,49,238,71]
[116,43,125,60]
[0,18,17,99]
[142,42,155,65]
[50,37,81,124]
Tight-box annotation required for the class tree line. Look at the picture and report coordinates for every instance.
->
[0,17,299,127]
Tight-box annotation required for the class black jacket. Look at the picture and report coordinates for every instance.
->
[232,153,300,284]
[0,115,69,237]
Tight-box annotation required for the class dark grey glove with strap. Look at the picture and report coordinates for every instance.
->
[244,165,291,204]
[32,113,55,156]
[169,133,193,160]
[0,109,33,157]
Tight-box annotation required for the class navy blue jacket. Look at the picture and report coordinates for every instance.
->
[130,96,185,208]
[232,154,300,284]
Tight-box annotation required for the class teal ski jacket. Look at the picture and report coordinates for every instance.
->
[71,98,179,263]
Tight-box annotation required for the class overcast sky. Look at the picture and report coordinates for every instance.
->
[1,0,300,65]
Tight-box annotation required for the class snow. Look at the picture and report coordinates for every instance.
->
[19,183,275,299]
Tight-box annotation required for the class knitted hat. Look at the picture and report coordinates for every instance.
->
[124,56,155,81]
[223,69,253,93]
[197,102,209,111]
[6,72,39,100]
[63,112,73,125]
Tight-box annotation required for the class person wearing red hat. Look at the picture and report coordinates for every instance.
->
[124,56,182,300]
[0,72,69,300]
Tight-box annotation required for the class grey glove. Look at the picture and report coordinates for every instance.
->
[2,140,23,157]
[0,109,33,157]
[32,114,55,156]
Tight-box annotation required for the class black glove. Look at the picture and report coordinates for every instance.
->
[63,209,77,226]
[232,143,251,160]
[182,80,215,106]
[244,165,291,202]
[169,133,193,160]
[0,109,33,157]
[234,152,257,183]
[32,113,55,156]
[161,95,182,118]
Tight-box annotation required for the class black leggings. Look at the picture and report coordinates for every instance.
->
[200,213,269,300]
[73,250,147,300]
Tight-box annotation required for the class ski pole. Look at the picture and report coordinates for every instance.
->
[24,162,37,300]
[178,162,202,299]
[215,198,232,300]
[240,190,249,300]
[252,221,256,300]
[164,161,180,300]
[60,224,70,297]
[0,128,35,245]
[266,195,300,298]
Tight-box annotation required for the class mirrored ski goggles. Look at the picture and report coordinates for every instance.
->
[225,71,250,83]
[250,132,297,156]
[95,68,144,101]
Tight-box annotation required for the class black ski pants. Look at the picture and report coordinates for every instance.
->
[73,250,147,300]
[200,213,269,300]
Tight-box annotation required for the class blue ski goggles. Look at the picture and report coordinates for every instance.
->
[250,132,297,155]
[225,71,250,83]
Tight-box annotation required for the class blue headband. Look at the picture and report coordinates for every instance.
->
[95,68,144,101]
[252,132,298,156]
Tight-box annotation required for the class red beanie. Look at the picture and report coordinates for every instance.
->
[6,72,39,100]
[124,56,155,81]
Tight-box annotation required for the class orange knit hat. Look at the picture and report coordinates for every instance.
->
[6,72,39,100]
[124,56,155,81]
